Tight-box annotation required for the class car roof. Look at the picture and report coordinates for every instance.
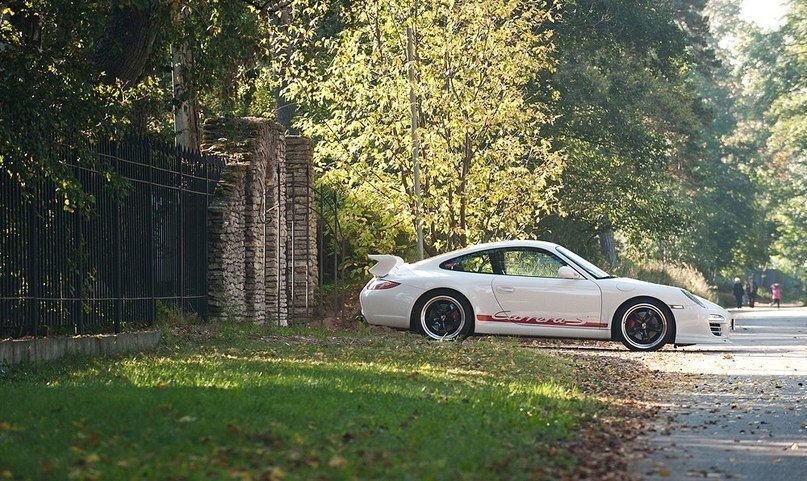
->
[413,240,563,266]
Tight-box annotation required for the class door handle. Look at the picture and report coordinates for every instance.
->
[496,286,515,294]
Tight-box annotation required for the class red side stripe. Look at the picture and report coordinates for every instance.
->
[476,314,607,329]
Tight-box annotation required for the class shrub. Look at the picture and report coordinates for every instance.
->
[614,259,717,302]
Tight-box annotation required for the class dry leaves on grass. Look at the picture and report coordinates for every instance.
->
[535,350,667,481]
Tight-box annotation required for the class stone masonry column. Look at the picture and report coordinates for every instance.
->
[205,161,248,320]
[285,136,318,322]
[265,128,288,326]
[202,118,285,323]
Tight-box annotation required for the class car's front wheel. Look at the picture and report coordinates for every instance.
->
[614,299,674,352]
[412,290,473,340]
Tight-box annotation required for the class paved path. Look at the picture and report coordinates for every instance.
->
[630,307,807,481]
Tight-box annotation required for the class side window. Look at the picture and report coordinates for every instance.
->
[502,249,566,278]
[440,251,498,274]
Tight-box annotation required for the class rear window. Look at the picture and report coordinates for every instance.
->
[440,251,496,274]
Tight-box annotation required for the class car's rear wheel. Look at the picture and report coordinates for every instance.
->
[614,299,674,352]
[412,290,473,340]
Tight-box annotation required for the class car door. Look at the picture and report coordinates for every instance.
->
[486,247,605,337]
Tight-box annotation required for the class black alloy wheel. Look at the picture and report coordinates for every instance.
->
[414,290,473,340]
[616,300,673,352]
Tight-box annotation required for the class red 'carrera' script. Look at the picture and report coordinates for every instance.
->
[477,312,607,329]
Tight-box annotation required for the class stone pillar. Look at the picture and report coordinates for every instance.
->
[203,118,315,326]
[285,136,318,322]
[265,129,288,326]
[206,162,248,319]
[202,118,285,323]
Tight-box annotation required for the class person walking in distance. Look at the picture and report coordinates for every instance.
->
[771,283,782,308]
[733,277,744,308]
[746,276,758,308]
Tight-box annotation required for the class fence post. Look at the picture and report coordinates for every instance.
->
[179,147,185,313]
[26,184,40,337]
[112,141,122,334]
[73,202,84,335]
[147,140,156,326]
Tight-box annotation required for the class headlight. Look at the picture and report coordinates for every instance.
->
[708,314,725,321]
[681,289,706,308]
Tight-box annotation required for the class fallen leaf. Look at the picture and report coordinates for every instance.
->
[328,456,347,468]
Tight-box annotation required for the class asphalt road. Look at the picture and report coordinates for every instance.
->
[630,307,807,481]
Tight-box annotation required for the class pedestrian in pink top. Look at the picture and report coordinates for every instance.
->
[771,283,781,309]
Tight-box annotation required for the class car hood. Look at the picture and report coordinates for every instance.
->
[597,276,688,301]
[599,277,674,292]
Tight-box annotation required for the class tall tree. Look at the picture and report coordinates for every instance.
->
[533,0,696,263]
[0,0,279,205]
[295,0,563,255]
[529,0,765,275]
[737,1,807,272]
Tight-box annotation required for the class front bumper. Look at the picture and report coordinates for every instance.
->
[673,306,732,345]
[709,313,732,337]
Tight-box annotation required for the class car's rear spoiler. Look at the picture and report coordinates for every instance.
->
[369,255,405,277]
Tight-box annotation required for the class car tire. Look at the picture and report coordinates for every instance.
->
[613,298,675,352]
[411,289,474,341]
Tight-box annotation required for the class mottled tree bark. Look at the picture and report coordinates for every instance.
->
[171,4,199,149]
[94,1,166,86]
[599,228,617,267]
[273,4,298,134]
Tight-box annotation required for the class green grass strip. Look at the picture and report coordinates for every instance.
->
[0,324,606,481]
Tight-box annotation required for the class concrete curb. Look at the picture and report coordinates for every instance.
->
[0,331,161,365]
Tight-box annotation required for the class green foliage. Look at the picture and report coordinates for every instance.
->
[318,183,403,278]
[0,0,278,205]
[0,1,138,209]
[709,0,804,275]
[293,0,563,257]
[3,0,801,282]
[529,0,767,277]
[749,2,807,271]
[535,0,693,241]
[0,325,610,480]
[614,258,717,302]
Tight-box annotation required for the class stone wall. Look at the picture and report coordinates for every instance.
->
[203,118,316,325]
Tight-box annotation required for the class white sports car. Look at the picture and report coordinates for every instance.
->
[360,240,732,351]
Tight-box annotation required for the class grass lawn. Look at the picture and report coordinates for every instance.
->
[0,323,638,480]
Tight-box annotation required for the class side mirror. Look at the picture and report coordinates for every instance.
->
[558,266,581,279]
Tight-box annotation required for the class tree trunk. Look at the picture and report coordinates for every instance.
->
[95,1,164,86]
[599,228,617,267]
[274,4,298,134]
[458,129,471,247]
[172,45,199,149]
[171,15,199,150]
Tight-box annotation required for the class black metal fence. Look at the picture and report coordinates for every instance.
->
[0,138,225,338]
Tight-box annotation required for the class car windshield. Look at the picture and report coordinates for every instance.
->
[555,246,612,279]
